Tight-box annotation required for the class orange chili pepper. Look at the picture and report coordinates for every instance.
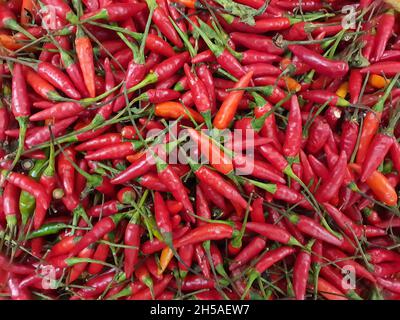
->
[282,76,301,92]
[126,151,146,163]
[187,128,233,175]
[213,71,253,129]
[21,0,36,26]
[154,101,204,123]
[172,0,196,9]
[75,27,96,98]
[158,246,174,275]
[368,74,390,89]
[335,81,348,98]
[0,34,23,50]
[349,163,398,206]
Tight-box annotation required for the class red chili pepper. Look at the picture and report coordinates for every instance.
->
[85,141,143,161]
[184,64,212,126]
[190,162,248,210]
[230,32,284,55]
[360,111,399,182]
[311,276,348,300]
[129,275,172,300]
[124,215,141,278]
[75,133,123,152]
[2,171,50,229]
[245,221,300,246]
[283,95,302,159]
[289,214,343,247]
[3,182,20,230]
[113,60,147,112]
[323,203,363,239]
[88,234,110,275]
[47,235,80,258]
[154,191,172,239]
[349,163,398,207]
[377,277,400,295]
[288,45,348,77]
[178,274,216,292]
[187,128,233,175]
[29,102,84,122]
[293,246,312,300]
[372,10,395,62]
[57,147,76,196]
[174,223,234,249]
[11,63,30,167]
[24,68,62,101]
[246,246,296,291]
[70,213,125,257]
[315,150,347,203]
[87,200,125,217]
[24,117,78,148]
[360,62,400,76]
[303,119,329,154]
[390,140,400,174]
[194,244,211,278]
[302,90,350,107]
[67,244,96,283]
[35,62,81,100]
[324,246,376,283]
[340,118,359,159]
[81,3,146,22]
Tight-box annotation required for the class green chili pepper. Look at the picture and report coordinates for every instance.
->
[19,159,46,226]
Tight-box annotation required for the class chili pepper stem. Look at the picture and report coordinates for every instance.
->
[241,270,259,300]
[10,117,28,170]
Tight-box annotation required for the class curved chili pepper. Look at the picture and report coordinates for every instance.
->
[288,45,349,77]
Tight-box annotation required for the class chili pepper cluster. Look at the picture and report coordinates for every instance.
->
[0,0,400,301]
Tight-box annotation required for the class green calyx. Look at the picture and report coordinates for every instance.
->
[288,214,299,225]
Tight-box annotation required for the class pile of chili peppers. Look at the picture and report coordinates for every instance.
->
[0,0,400,301]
